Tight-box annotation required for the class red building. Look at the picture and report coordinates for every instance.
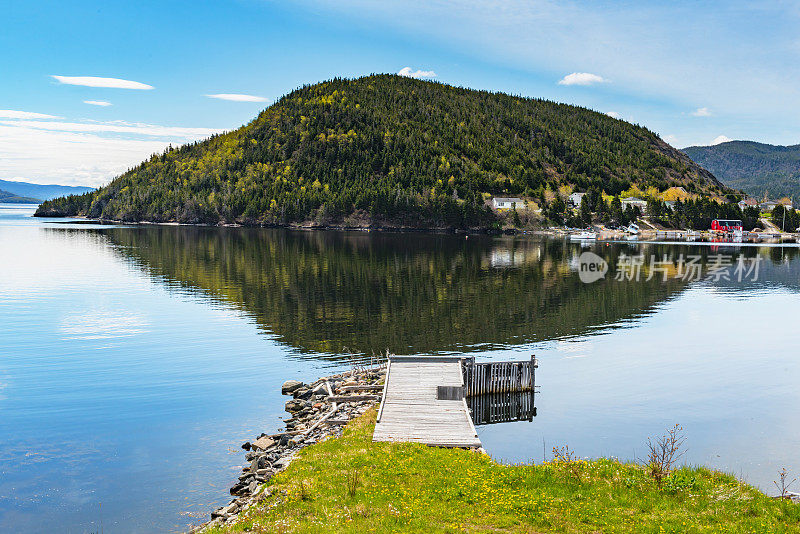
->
[711,219,743,232]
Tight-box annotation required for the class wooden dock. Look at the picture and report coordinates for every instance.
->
[373,355,481,448]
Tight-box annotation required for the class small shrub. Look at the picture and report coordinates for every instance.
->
[774,467,796,498]
[298,479,311,501]
[346,468,361,498]
[552,445,585,481]
[646,424,686,487]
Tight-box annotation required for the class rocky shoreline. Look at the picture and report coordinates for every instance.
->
[189,364,386,532]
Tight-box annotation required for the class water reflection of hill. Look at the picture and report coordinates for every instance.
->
[88,228,690,357]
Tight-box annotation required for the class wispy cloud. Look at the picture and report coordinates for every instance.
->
[84,100,112,107]
[606,111,621,119]
[397,66,437,79]
[558,72,607,86]
[51,75,154,90]
[691,107,711,117]
[0,109,59,119]
[206,93,268,102]
[710,135,732,145]
[0,119,223,138]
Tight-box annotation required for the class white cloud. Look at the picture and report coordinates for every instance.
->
[0,109,58,120]
[558,72,607,86]
[206,93,268,102]
[0,117,224,187]
[691,107,711,117]
[664,134,679,146]
[300,1,800,144]
[84,100,112,107]
[51,75,154,90]
[606,111,621,119]
[397,66,437,79]
[710,135,732,145]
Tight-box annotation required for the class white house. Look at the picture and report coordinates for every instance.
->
[569,193,586,208]
[491,197,524,210]
[738,198,759,210]
[621,197,647,211]
[568,192,586,207]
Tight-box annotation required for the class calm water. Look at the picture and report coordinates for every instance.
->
[1,203,800,532]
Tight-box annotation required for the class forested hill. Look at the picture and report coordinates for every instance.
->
[36,74,726,227]
[683,141,800,200]
[0,188,40,203]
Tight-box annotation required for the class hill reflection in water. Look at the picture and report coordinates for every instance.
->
[81,227,695,358]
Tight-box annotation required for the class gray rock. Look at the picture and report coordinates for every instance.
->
[281,380,304,395]
[292,387,313,400]
[252,436,275,451]
[229,483,247,496]
[285,399,308,413]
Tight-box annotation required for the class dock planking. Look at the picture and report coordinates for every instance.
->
[372,355,481,448]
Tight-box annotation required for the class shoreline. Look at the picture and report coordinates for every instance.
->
[30,210,800,245]
[190,364,386,532]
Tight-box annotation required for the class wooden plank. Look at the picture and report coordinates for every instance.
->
[327,395,381,402]
[376,359,391,423]
[342,385,385,392]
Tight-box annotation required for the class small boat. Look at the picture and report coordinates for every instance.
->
[626,223,640,235]
[570,231,597,241]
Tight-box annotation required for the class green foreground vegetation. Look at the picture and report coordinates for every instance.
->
[210,408,799,533]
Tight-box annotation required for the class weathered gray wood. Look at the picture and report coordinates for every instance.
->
[341,385,385,392]
[462,357,536,397]
[327,395,381,403]
[373,356,481,448]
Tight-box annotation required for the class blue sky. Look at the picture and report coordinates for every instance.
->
[3,0,800,186]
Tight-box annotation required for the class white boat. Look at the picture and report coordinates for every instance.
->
[626,223,640,235]
[570,231,597,240]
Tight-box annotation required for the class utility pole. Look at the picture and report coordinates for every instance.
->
[783,203,786,232]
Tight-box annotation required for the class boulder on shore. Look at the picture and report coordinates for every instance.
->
[252,436,275,451]
[285,399,309,413]
[281,380,304,395]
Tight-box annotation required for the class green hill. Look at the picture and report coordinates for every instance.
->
[683,140,800,200]
[0,188,40,204]
[36,74,726,228]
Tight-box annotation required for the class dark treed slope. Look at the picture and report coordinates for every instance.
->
[683,141,800,200]
[0,188,40,203]
[37,75,726,227]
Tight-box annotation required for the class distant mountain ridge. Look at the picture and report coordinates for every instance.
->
[0,188,40,203]
[0,179,95,202]
[682,141,800,199]
[36,74,727,227]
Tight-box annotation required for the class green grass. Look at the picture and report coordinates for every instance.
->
[210,408,800,533]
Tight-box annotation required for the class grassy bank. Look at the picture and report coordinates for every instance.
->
[209,408,799,533]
